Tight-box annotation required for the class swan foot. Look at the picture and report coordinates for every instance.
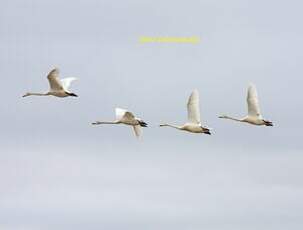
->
[264,120,273,126]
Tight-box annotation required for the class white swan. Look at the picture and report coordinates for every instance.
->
[160,90,211,134]
[92,108,148,138]
[23,68,78,98]
[219,84,273,126]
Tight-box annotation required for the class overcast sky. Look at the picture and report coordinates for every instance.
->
[0,0,303,229]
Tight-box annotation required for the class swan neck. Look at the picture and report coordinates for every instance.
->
[160,124,181,129]
[92,121,118,125]
[222,116,243,122]
[25,92,49,96]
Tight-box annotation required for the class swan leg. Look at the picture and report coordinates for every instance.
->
[66,92,78,97]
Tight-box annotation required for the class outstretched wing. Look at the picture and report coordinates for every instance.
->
[247,84,262,118]
[47,68,64,91]
[132,125,141,138]
[61,78,77,91]
[115,108,128,120]
[187,89,201,124]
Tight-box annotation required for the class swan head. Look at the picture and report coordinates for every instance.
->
[22,92,31,97]
[218,115,228,119]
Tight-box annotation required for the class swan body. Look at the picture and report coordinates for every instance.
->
[160,90,211,135]
[23,68,78,98]
[219,84,273,126]
[92,108,148,138]
[160,123,210,133]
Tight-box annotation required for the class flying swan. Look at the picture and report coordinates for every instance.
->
[92,108,148,138]
[219,84,273,126]
[23,68,78,98]
[160,90,211,134]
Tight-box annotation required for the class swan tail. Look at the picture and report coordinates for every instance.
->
[138,120,148,127]
[263,120,273,126]
[203,128,211,135]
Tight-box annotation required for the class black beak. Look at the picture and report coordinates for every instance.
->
[204,131,211,135]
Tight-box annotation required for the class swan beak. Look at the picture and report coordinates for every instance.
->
[204,131,211,135]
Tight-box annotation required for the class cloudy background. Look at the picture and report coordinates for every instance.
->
[0,0,303,229]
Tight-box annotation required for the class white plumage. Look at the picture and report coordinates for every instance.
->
[219,84,273,126]
[247,84,262,118]
[61,77,77,92]
[187,89,201,124]
[160,89,211,134]
[92,108,148,138]
[132,125,142,138]
[23,68,78,98]
[115,108,128,121]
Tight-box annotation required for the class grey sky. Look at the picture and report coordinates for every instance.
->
[0,0,303,229]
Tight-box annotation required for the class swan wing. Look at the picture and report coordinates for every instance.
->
[123,111,135,121]
[61,77,77,91]
[132,125,141,138]
[115,108,128,120]
[247,84,262,118]
[47,68,64,91]
[187,89,201,124]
